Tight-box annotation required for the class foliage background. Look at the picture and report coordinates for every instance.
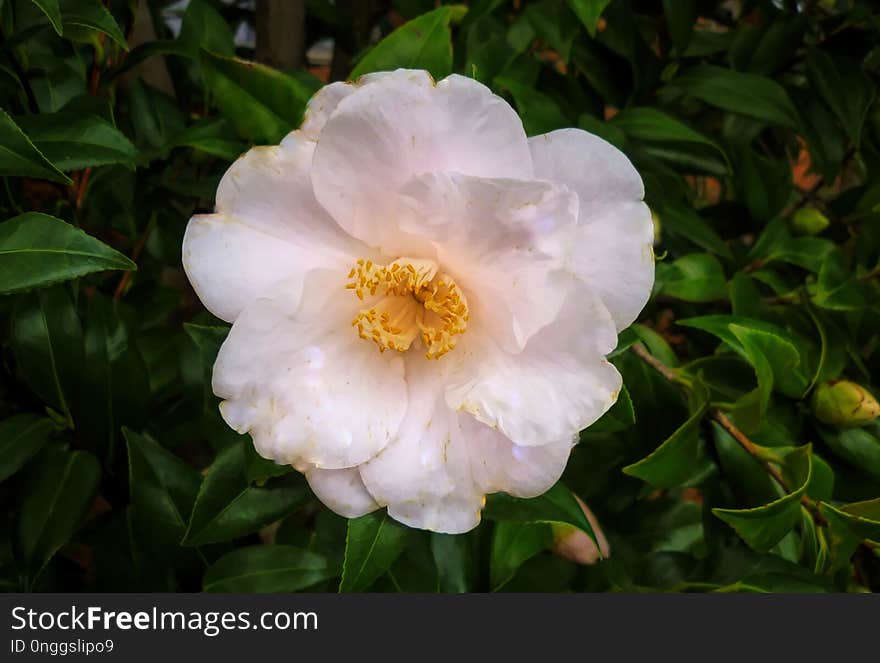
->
[1,0,879,593]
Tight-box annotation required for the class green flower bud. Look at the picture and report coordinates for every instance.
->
[791,207,830,236]
[812,381,880,428]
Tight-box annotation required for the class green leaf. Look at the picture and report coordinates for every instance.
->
[0,415,54,484]
[204,545,334,592]
[200,49,318,144]
[566,0,612,37]
[484,482,600,552]
[182,440,309,546]
[339,511,409,592]
[806,49,875,145]
[15,112,136,171]
[819,499,880,570]
[817,424,880,484]
[431,533,474,592]
[59,0,128,50]
[495,77,569,136]
[667,65,799,129]
[30,0,63,35]
[712,445,812,552]
[612,107,728,168]
[10,287,84,424]
[0,109,71,184]
[15,447,101,585]
[524,0,579,64]
[679,315,809,400]
[0,213,135,294]
[79,294,149,461]
[663,0,695,53]
[351,5,467,80]
[623,378,710,488]
[124,428,201,558]
[490,521,553,591]
[178,0,235,57]
[658,202,733,259]
[656,253,727,302]
[170,118,245,161]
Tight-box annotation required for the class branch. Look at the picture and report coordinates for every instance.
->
[632,345,827,526]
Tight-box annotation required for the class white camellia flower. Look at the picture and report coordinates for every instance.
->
[182,69,654,534]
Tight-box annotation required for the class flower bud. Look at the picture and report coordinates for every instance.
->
[790,208,830,236]
[550,496,610,565]
[812,380,880,428]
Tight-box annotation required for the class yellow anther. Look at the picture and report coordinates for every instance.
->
[344,257,469,359]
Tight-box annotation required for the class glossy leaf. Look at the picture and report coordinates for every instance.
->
[339,511,410,592]
[124,428,201,557]
[490,521,553,591]
[0,415,55,484]
[624,379,710,488]
[351,5,467,80]
[0,109,71,184]
[30,0,63,35]
[656,253,727,302]
[15,112,137,170]
[15,447,101,584]
[183,440,309,546]
[566,0,612,37]
[10,287,84,423]
[200,50,319,144]
[484,482,600,552]
[0,213,135,294]
[204,545,333,592]
[713,445,812,552]
[59,0,128,49]
[667,65,799,129]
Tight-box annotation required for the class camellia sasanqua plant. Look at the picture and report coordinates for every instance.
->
[0,0,879,593]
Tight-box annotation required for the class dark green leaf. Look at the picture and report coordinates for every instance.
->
[0,213,135,294]
[490,521,553,591]
[667,65,799,129]
[484,482,600,552]
[623,378,710,488]
[10,287,84,424]
[351,5,467,80]
[431,533,474,592]
[339,511,409,592]
[204,545,333,592]
[806,49,875,145]
[30,0,63,35]
[200,50,318,144]
[15,447,100,584]
[0,415,54,484]
[656,253,727,302]
[124,428,201,558]
[0,109,71,184]
[15,112,136,170]
[712,445,812,552]
[59,0,128,49]
[566,0,612,37]
[183,440,309,546]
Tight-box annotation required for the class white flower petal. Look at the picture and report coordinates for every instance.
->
[311,70,533,250]
[213,270,407,470]
[182,134,366,323]
[529,128,654,330]
[398,172,578,352]
[305,467,379,518]
[465,420,576,498]
[300,82,356,139]
[359,358,484,534]
[447,280,621,446]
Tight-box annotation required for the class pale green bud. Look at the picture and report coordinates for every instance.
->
[812,381,880,428]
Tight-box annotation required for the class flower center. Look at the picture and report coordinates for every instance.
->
[346,257,469,359]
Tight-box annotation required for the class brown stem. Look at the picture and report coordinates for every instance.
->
[113,215,154,300]
[630,342,680,383]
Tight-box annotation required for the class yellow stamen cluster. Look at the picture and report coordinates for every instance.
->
[346,258,469,359]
